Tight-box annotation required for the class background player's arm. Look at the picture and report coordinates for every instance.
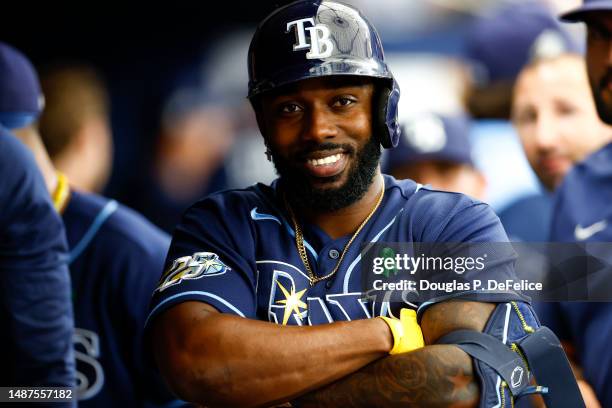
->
[152,300,394,407]
[0,134,75,393]
[294,300,494,408]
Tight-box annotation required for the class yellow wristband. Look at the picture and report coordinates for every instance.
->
[378,309,424,355]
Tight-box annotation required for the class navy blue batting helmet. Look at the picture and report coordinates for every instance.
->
[561,0,612,22]
[247,0,401,149]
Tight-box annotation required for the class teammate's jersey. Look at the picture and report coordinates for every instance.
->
[546,141,612,407]
[551,142,612,242]
[62,190,179,407]
[0,129,75,395]
[147,175,520,329]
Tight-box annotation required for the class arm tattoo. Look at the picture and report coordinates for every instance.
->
[296,301,491,408]
[296,345,477,408]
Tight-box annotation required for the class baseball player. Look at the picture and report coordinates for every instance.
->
[536,2,612,406]
[513,53,612,193]
[0,42,182,407]
[148,2,583,407]
[511,51,612,407]
[0,128,76,403]
[385,114,486,200]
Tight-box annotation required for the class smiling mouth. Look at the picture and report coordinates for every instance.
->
[303,152,349,178]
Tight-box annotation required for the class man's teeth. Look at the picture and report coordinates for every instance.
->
[307,153,343,167]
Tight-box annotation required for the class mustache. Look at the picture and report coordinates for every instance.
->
[293,142,356,160]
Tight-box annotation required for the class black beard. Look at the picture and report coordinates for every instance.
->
[593,70,612,125]
[270,136,381,212]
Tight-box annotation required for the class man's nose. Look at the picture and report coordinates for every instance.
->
[302,104,338,143]
[533,113,559,152]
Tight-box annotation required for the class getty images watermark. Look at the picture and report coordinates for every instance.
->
[371,251,542,293]
[360,242,612,303]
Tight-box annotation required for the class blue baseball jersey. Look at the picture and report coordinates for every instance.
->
[545,142,612,407]
[146,175,521,329]
[0,129,75,397]
[62,190,181,407]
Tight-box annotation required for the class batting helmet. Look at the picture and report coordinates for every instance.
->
[247,0,401,149]
[560,0,612,22]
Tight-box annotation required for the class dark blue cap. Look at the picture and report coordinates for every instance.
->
[465,2,578,83]
[0,42,44,129]
[560,0,612,22]
[385,114,473,172]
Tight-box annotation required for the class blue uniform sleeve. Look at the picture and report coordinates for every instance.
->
[0,132,75,396]
[414,193,526,317]
[146,192,258,328]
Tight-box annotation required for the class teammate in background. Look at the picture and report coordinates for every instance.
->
[0,42,181,407]
[512,52,612,408]
[147,2,579,407]
[512,54,612,192]
[0,128,76,405]
[533,2,612,406]
[123,95,233,233]
[385,113,486,200]
[38,65,113,193]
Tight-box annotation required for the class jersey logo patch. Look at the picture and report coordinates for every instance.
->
[156,252,229,292]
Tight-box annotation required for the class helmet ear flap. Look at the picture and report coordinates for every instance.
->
[375,79,401,149]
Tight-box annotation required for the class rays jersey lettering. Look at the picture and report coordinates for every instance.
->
[146,176,518,331]
[286,17,333,59]
[74,328,104,401]
[261,261,384,325]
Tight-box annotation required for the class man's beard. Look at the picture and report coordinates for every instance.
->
[270,136,381,212]
[592,70,612,125]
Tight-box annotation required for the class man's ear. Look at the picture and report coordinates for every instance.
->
[250,97,267,138]
[250,98,273,161]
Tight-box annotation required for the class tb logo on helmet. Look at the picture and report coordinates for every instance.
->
[286,18,333,59]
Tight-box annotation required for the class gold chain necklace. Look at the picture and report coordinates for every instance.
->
[52,171,71,214]
[285,179,385,286]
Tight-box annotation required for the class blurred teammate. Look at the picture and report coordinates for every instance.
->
[123,93,233,232]
[147,2,580,407]
[38,65,113,193]
[534,2,612,406]
[0,129,76,405]
[513,54,612,192]
[0,42,180,407]
[512,51,612,407]
[385,113,486,200]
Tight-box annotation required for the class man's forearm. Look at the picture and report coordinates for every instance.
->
[296,344,478,408]
[296,300,493,408]
[153,302,394,407]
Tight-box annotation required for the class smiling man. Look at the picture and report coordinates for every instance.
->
[147,2,580,407]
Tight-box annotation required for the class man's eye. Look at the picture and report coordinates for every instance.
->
[514,109,536,125]
[280,103,302,114]
[333,97,355,107]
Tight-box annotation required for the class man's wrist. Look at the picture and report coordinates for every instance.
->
[377,315,399,354]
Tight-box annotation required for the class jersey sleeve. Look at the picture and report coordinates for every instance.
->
[0,132,75,395]
[146,192,258,328]
[415,193,527,318]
